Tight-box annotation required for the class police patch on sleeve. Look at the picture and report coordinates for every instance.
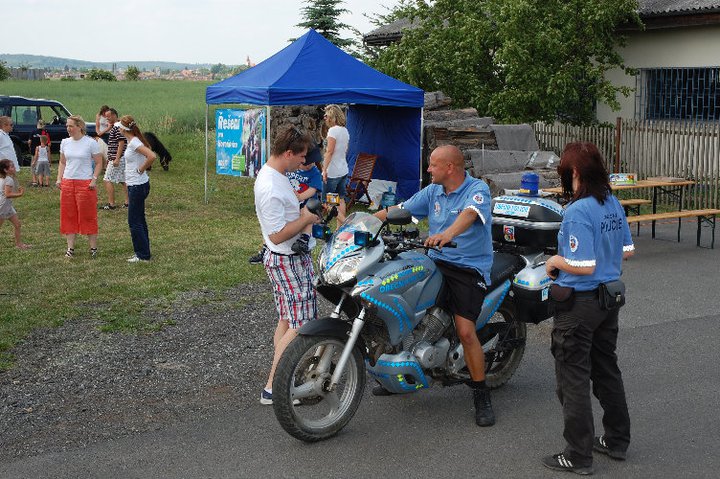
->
[473,194,484,204]
[569,234,579,252]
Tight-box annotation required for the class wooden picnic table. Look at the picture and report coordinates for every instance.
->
[543,179,695,238]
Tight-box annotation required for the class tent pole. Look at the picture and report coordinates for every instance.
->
[266,105,271,164]
[204,104,209,204]
[419,107,424,192]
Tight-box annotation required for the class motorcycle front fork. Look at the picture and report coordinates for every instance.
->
[329,308,365,389]
[311,293,366,391]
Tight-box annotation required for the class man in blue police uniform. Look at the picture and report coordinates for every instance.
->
[375,144,495,427]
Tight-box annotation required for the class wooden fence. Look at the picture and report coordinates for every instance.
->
[533,119,720,209]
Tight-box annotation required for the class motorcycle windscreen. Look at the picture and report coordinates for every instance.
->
[323,212,382,270]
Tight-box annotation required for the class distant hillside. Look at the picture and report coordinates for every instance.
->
[0,54,216,71]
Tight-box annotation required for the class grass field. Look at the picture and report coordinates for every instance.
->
[1,80,218,133]
[0,80,269,369]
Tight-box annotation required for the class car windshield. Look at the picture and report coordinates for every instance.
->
[323,212,383,261]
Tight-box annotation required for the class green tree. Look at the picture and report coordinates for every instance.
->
[0,61,10,81]
[125,65,140,81]
[210,63,226,75]
[370,0,641,125]
[86,68,117,81]
[297,0,355,50]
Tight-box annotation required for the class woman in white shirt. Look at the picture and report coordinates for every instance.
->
[321,104,350,202]
[115,115,157,262]
[56,115,103,258]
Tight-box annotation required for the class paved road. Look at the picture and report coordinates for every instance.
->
[2,221,720,479]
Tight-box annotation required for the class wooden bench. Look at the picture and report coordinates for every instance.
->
[626,209,720,248]
[619,198,652,234]
[619,198,651,210]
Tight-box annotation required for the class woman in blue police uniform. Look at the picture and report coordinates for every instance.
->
[543,142,635,475]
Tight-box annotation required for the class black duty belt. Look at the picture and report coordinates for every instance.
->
[574,289,599,298]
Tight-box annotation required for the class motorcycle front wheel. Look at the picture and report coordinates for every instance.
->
[272,335,366,442]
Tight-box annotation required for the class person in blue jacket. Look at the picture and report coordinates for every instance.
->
[374,144,496,427]
[543,142,635,475]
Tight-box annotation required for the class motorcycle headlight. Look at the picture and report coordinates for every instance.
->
[325,256,362,285]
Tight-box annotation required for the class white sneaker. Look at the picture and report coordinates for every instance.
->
[260,389,273,405]
[127,255,149,263]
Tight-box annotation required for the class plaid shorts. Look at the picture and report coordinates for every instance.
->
[263,250,317,329]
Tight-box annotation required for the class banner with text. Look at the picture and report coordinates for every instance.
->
[216,108,266,177]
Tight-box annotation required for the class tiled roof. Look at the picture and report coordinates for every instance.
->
[639,0,720,16]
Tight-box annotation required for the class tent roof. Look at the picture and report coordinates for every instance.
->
[205,29,424,108]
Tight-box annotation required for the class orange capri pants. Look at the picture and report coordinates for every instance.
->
[60,178,99,235]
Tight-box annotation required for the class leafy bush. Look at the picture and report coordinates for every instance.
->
[86,68,117,81]
[0,60,10,81]
[125,65,140,81]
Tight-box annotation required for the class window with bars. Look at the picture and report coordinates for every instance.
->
[635,67,720,121]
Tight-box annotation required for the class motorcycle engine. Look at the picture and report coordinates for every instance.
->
[405,306,452,346]
[403,307,454,369]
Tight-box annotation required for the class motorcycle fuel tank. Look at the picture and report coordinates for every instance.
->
[354,251,442,346]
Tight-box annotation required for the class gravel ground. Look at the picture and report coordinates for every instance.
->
[0,282,332,462]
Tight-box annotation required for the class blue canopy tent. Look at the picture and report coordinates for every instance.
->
[204,29,424,203]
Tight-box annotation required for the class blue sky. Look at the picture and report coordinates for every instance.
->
[6,0,384,64]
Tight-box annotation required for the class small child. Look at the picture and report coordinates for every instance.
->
[31,135,52,187]
[0,159,31,250]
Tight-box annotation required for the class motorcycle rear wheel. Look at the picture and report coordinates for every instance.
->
[479,300,527,389]
[273,335,366,442]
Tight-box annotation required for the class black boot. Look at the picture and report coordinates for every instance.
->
[471,383,495,427]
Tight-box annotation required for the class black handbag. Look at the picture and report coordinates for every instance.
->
[599,280,626,310]
[549,284,575,314]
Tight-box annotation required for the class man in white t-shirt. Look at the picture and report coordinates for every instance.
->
[254,124,320,405]
[0,117,20,171]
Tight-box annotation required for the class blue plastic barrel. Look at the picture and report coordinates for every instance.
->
[518,172,539,196]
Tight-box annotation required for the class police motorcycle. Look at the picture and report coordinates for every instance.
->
[272,195,564,442]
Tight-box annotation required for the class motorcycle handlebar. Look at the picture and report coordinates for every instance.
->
[383,236,456,252]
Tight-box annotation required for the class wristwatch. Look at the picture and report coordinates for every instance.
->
[136,168,142,174]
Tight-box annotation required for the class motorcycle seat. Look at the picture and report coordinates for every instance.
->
[490,252,525,286]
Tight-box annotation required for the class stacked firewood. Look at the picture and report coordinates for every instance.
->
[423,91,560,194]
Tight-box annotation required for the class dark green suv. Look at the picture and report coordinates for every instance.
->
[0,95,96,166]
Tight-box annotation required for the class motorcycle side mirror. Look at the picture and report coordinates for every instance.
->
[354,231,373,247]
[312,223,332,240]
[305,198,323,217]
[386,207,412,226]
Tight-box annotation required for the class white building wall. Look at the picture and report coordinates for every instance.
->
[597,24,720,123]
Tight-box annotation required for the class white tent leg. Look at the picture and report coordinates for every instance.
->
[204,104,209,204]
[266,105,271,166]
[419,107,424,192]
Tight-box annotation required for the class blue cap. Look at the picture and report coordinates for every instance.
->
[304,143,322,165]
